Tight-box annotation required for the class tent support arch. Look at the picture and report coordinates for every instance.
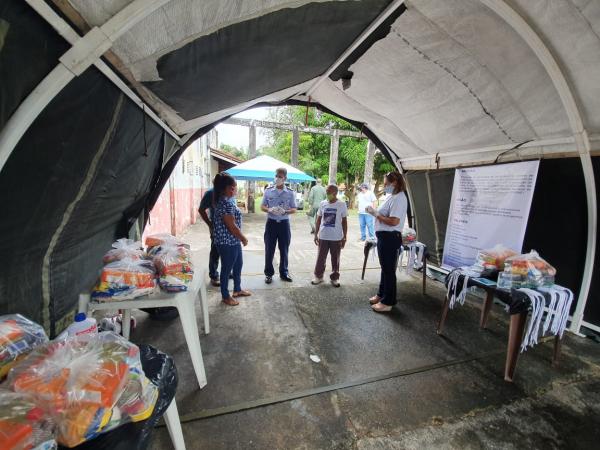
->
[0,0,175,174]
[478,0,596,335]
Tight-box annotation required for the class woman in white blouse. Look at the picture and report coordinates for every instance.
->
[366,172,408,313]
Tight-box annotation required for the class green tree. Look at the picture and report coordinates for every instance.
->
[261,106,394,207]
[220,144,248,161]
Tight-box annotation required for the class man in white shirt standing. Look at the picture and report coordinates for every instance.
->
[311,185,348,287]
[357,183,377,241]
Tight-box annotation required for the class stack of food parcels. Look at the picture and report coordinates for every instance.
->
[1,315,48,380]
[146,234,194,293]
[497,250,556,290]
[472,244,518,273]
[401,228,417,246]
[0,314,159,449]
[92,234,194,300]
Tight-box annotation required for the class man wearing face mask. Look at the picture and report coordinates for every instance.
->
[261,167,297,283]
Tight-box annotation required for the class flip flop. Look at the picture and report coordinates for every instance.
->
[232,290,252,297]
[222,297,240,306]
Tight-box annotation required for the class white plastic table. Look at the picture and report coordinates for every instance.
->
[78,268,209,389]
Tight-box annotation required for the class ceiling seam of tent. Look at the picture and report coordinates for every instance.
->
[479,0,596,336]
[402,5,539,140]
[41,94,124,335]
[566,0,600,43]
[395,31,517,144]
[313,80,428,156]
[305,0,406,97]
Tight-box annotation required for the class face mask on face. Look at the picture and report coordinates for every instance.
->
[384,185,394,194]
[327,193,336,201]
[275,177,284,187]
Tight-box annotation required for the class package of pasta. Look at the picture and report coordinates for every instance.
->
[6,332,158,448]
[153,245,194,292]
[92,258,158,301]
[103,238,146,264]
[474,244,518,271]
[0,390,56,450]
[0,315,48,380]
[502,250,557,288]
[401,228,417,246]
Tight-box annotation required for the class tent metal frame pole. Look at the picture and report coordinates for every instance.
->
[24,0,180,142]
[480,0,597,335]
[305,0,406,97]
[0,0,174,175]
[399,137,576,165]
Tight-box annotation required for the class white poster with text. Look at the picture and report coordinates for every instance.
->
[442,160,539,269]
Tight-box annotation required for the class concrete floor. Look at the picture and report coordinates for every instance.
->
[123,213,600,449]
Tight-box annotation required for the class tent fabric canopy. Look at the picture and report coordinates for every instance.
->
[0,0,598,334]
[226,155,315,182]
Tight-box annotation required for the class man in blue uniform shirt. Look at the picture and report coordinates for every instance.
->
[261,167,297,283]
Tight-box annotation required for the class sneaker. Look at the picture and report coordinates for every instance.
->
[331,280,340,287]
[371,303,392,313]
[265,276,273,284]
[311,278,324,285]
[210,278,220,287]
[280,275,293,282]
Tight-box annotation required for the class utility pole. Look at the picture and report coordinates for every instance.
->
[328,129,339,185]
[247,125,257,212]
[291,128,299,167]
[364,140,376,185]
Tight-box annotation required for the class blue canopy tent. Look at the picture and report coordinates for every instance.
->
[225,155,315,182]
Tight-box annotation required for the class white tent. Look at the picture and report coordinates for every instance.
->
[226,155,315,182]
[0,0,598,333]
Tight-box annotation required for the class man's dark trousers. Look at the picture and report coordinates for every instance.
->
[209,234,220,280]
[264,218,291,277]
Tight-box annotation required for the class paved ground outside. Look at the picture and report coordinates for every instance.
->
[123,212,600,449]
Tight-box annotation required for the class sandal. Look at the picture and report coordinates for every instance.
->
[232,290,252,298]
[369,295,382,305]
[222,297,240,306]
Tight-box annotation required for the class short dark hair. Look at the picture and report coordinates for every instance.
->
[276,167,287,178]
[385,171,406,195]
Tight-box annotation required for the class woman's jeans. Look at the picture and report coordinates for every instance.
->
[217,243,243,298]
[359,213,375,240]
[376,231,402,305]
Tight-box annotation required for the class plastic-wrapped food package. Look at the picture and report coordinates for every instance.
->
[103,239,146,264]
[0,390,56,450]
[144,234,187,251]
[6,333,158,448]
[498,250,556,290]
[92,259,157,301]
[153,245,194,292]
[473,244,518,271]
[401,228,416,246]
[1,315,48,380]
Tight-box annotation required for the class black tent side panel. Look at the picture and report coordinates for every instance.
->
[522,158,588,313]
[0,5,167,334]
[0,0,69,131]
[405,169,454,266]
[583,156,600,327]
